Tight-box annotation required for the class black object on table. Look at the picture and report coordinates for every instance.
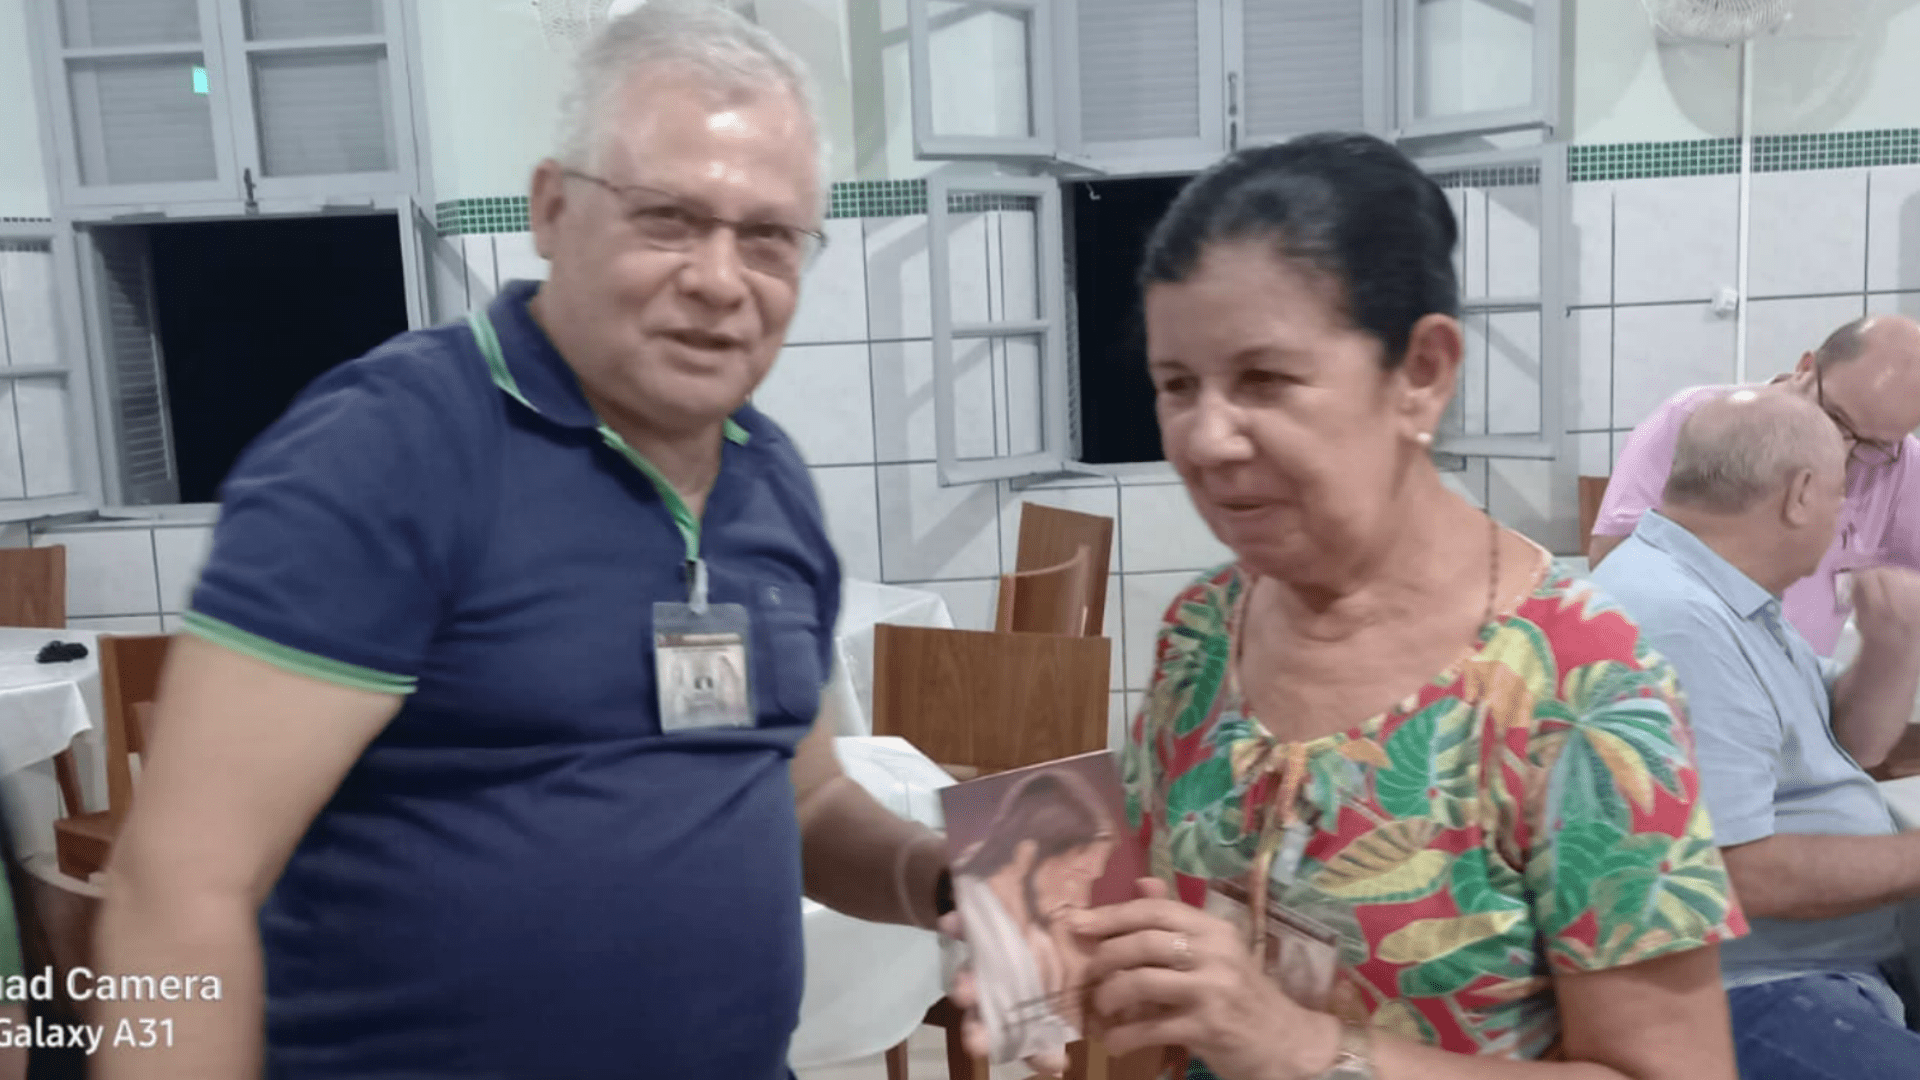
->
[34,641,88,664]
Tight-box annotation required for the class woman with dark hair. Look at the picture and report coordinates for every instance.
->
[952,769,1116,1062]
[955,133,1746,1080]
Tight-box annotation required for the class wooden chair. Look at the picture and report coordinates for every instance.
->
[872,624,1156,1080]
[0,545,65,629]
[995,546,1095,637]
[53,634,171,880]
[1578,476,1611,559]
[1009,504,1114,635]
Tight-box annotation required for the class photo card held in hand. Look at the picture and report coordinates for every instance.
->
[939,750,1148,1065]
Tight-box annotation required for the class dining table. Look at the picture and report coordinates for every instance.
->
[0,626,108,872]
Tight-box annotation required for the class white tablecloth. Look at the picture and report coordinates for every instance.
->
[790,736,954,1070]
[820,581,954,738]
[0,628,107,864]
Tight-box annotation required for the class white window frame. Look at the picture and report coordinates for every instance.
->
[1392,0,1561,141]
[927,173,1073,485]
[1050,0,1226,175]
[0,221,107,522]
[908,0,1057,161]
[1414,142,1566,460]
[1225,0,1393,152]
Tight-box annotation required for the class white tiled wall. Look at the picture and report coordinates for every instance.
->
[38,160,1920,750]
[0,245,80,501]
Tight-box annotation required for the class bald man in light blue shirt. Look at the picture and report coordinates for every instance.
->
[1596,388,1920,1080]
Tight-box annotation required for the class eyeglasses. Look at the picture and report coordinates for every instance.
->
[1815,366,1904,468]
[563,169,826,280]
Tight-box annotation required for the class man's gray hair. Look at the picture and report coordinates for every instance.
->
[1664,389,1844,515]
[553,0,823,174]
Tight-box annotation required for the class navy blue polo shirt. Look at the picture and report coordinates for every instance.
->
[186,280,841,1079]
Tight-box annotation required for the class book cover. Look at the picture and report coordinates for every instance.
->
[939,750,1148,1065]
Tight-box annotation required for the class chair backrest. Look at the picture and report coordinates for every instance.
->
[98,634,172,819]
[994,546,1094,636]
[871,624,1109,775]
[1012,504,1114,635]
[1578,476,1611,557]
[0,545,65,628]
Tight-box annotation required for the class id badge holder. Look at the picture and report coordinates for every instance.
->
[655,559,755,733]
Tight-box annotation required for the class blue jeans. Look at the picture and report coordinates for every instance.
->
[1729,974,1920,1079]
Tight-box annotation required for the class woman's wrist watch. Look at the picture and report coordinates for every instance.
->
[1308,1021,1375,1080]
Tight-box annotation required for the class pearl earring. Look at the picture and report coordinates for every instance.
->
[1414,431,1433,447]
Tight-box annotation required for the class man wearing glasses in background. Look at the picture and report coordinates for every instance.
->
[1591,314,1920,656]
[89,3,952,1078]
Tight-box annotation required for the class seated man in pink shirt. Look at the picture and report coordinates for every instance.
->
[1590,314,1920,655]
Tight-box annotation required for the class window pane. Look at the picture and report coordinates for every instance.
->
[1078,0,1200,144]
[0,383,25,500]
[252,48,396,177]
[59,0,199,49]
[68,56,218,186]
[927,2,1035,141]
[1412,0,1536,122]
[244,0,383,41]
[997,335,1045,457]
[0,243,61,370]
[1242,0,1365,140]
[15,378,77,499]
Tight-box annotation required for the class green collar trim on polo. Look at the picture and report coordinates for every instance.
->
[464,310,750,446]
[182,611,417,696]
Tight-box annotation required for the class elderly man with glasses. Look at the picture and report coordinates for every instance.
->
[1591,314,1920,656]
[90,4,951,1080]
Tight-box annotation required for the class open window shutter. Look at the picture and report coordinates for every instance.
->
[84,228,179,505]
[907,0,1056,160]
[1232,0,1389,146]
[1393,0,1560,140]
[1056,0,1221,168]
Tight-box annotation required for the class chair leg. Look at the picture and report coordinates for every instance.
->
[884,1038,910,1080]
[939,1019,988,1080]
[52,751,83,818]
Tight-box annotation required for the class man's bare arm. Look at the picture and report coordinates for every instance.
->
[91,635,400,1080]
[1721,831,1920,921]
[791,707,945,928]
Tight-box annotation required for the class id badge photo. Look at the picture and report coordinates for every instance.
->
[654,601,755,732]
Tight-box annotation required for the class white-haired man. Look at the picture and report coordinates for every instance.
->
[1590,314,1920,656]
[92,5,949,1078]
[1595,390,1920,1079]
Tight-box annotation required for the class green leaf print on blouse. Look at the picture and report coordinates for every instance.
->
[1376,699,1479,827]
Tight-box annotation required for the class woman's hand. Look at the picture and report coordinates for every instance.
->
[938,910,1072,1078]
[1071,879,1340,1080]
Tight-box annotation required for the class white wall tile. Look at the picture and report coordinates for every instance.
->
[0,248,59,368]
[869,340,931,462]
[1612,303,1736,429]
[1568,307,1612,430]
[788,218,870,345]
[997,337,1045,457]
[1457,188,1489,301]
[159,614,184,634]
[863,214,990,340]
[67,615,165,634]
[1102,573,1122,678]
[997,483,1121,574]
[1485,184,1541,300]
[755,343,876,466]
[1488,458,1576,555]
[876,463,1001,581]
[1574,431,1612,477]
[14,379,74,498]
[1613,175,1739,305]
[426,234,471,322]
[492,232,548,285]
[43,529,159,618]
[990,208,1039,323]
[1867,292,1920,319]
[1121,571,1200,692]
[1569,182,1613,307]
[0,384,24,500]
[152,525,215,613]
[1118,484,1231,574]
[1458,314,1489,434]
[1744,295,1866,383]
[1747,169,1868,299]
[906,577,997,633]
[1486,311,1541,435]
[1108,691,1131,753]
[810,465,882,582]
[460,235,499,303]
[1867,165,1920,293]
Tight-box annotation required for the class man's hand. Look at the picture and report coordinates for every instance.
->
[1851,566,1920,650]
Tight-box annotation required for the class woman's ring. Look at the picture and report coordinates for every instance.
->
[1170,933,1193,969]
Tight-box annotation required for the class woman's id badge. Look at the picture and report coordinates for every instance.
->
[654,602,754,732]
[1204,879,1343,1010]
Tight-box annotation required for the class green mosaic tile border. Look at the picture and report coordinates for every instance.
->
[436,131,1920,232]
[1434,165,1540,190]
[435,179,936,236]
[0,217,52,224]
[1570,128,1920,182]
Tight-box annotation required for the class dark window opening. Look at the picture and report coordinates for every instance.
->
[1069,174,1192,466]
[150,215,409,503]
